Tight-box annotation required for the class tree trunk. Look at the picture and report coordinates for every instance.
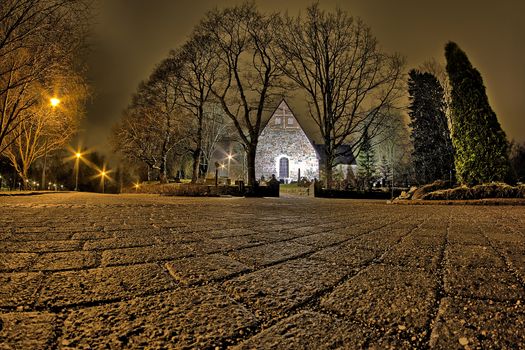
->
[191,148,201,184]
[246,145,257,186]
[159,154,168,184]
[324,158,333,190]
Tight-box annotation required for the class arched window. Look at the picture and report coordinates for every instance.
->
[279,157,289,179]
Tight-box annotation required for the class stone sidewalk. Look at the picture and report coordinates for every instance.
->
[1,193,524,349]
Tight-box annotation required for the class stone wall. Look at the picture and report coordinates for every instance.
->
[256,100,319,182]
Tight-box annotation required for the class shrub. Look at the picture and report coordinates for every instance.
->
[411,180,452,200]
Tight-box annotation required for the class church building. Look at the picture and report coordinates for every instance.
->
[255,100,319,182]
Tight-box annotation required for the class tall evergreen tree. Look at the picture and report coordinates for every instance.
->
[408,69,454,184]
[445,42,512,184]
[357,129,376,191]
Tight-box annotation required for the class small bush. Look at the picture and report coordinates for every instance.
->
[421,182,524,200]
[412,180,453,200]
[421,186,472,200]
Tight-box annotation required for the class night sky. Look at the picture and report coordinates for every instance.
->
[84,0,525,156]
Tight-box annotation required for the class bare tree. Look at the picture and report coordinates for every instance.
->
[3,73,87,187]
[0,0,91,154]
[196,3,284,186]
[200,103,231,178]
[111,62,189,183]
[374,111,413,186]
[110,101,163,182]
[276,4,405,188]
[173,34,220,183]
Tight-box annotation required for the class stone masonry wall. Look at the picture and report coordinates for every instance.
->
[256,100,319,182]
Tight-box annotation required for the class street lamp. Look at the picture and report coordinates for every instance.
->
[75,152,81,191]
[226,154,234,178]
[98,167,110,194]
[50,97,60,107]
[42,97,61,188]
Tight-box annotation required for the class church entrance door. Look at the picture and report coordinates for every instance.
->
[279,157,289,180]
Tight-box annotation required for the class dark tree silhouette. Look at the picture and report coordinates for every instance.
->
[445,42,511,184]
[408,69,454,184]
[357,129,376,191]
[196,3,284,186]
[275,4,404,189]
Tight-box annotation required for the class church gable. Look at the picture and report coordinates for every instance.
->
[255,100,319,182]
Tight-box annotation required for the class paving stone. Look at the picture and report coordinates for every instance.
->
[448,228,488,246]
[291,231,349,248]
[0,312,57,349]
[224,258,347,318]
[0,272,43,307]
[444,267,525,301]
[321,264,436,330]
[71,231,113,240]
[446,244,505,268]
[31,251,98,271]
[199,228,256,239]
[0,240,81,253]
[59,286,257,349]
[486,230,525,248]
[228,241,313,267]
[310,243,377,267]
[498,245,525,281]
[350,228,407,253]
[166,254,250,285]
[0,253,37,271]
[38,263,175,307]
[101,244,193,266]
[204,235,265,252]
[233,311,375,349]
[247,230,305,243]
[9,231,73,241]
[153,231,200,244]
[83,237,157,250]
[430,297,525,349]
[382,240,442,271]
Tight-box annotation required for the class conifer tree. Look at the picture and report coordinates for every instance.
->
[408,69,454,184]
[357,129,376,190]
[445,42,511,184]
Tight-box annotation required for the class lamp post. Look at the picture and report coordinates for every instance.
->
[227,154,233,178]
[75,152,81,191]
[42,97,60,189]
[99,168,109,194]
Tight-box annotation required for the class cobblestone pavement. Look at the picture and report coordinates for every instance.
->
[1,193,525,349]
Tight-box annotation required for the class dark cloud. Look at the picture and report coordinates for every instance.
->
[82,0,525,154]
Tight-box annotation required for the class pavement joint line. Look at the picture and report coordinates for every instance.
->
[206,217,418,346]
[479,221,525,294]
[228,216,430,345]
[422,214,450,349]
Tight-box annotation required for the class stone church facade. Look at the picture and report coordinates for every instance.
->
[255,100,319,182]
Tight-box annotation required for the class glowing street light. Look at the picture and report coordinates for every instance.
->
[98,167,110,194]
[42,97,61,188]
[226,153,234,178]
[50,97,60,107]
[75,152,81,191]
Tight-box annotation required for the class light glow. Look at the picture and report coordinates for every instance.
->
[50,97,60,107]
